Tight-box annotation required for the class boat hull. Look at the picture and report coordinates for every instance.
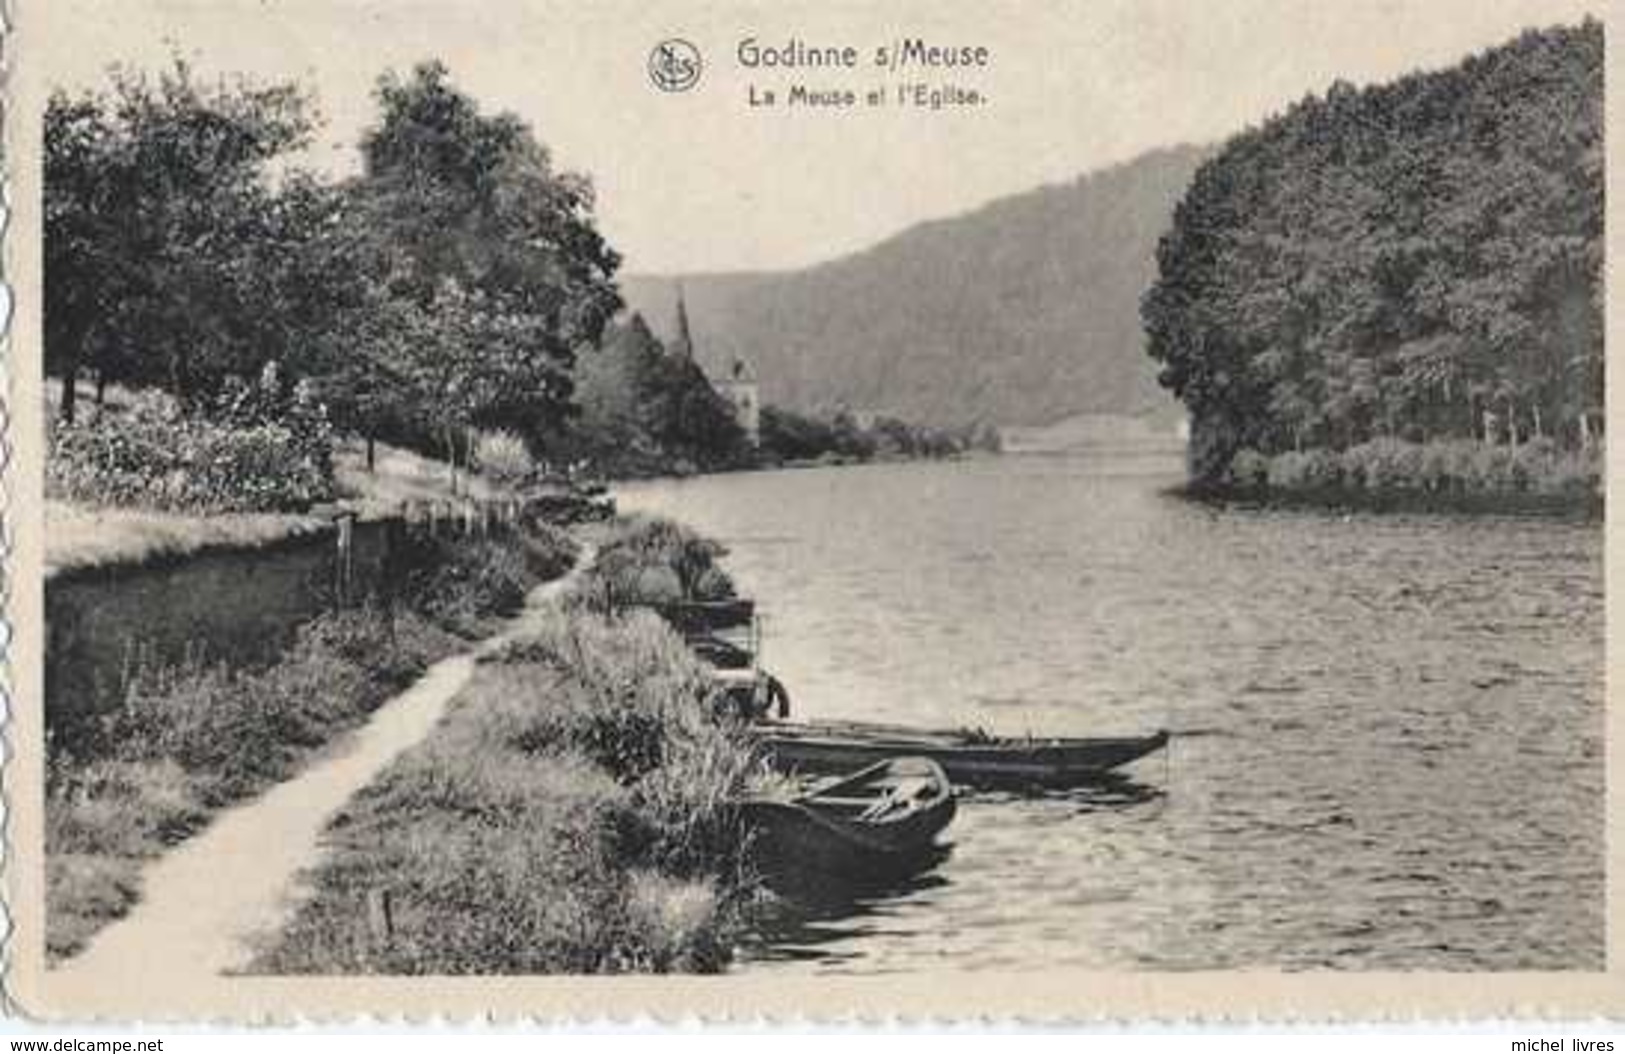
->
[742,795,957,883]
[740,756,957,888]
[756,723,1170,790]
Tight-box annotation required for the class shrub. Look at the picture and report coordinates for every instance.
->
[1341,438,1423,492]
[211,362,334,477]
[519,523,580,581]
[1226,448,1268,489]
[45,852,142,961]
[1248,438,1602,506]
[399,524,577,636]
[479,609,758,878]
[473,429,537,484]
[574,515,737,609]
[1266,450,1311,489]
[618,871,728,972]
[48,383,336,514]
[1534,445,1602,498]
[1417,441,1456,492]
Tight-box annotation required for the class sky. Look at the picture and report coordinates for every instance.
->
[37,0,1603,274]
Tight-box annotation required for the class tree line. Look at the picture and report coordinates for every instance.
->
[554,312,998,476]
[1142,21,1602,483]
[46,58,989,491]
[47,59,620,475]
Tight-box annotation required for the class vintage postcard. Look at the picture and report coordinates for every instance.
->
[5,0,1618,1023]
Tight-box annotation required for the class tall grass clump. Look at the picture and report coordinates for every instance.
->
[397,521,578,637]
[573,514,736,610]
[252,603,764,975]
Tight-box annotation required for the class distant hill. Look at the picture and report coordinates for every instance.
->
[1001,412,1188,455]
[620,144,1209,428]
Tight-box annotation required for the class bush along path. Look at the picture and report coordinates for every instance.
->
[46,534,591,990]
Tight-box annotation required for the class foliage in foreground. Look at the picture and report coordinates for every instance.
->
[252,604,764,974]
[44,605,458,961]
[45,522,575,962]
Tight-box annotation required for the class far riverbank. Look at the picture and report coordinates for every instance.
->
[1198,438,1602,519]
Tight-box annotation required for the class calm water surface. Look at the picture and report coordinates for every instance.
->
[617,451,1602,972]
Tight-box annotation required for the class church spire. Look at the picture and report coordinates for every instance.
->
[672,282,695,360]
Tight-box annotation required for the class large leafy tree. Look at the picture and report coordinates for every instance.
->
[44,60,316,420]
[350,61,622,466]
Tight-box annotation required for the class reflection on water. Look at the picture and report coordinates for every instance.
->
[618,452,1602,972]
[743,865,957,968]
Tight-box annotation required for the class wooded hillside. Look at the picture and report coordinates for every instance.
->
[623,145,1208,428]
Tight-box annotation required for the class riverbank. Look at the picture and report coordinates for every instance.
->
[1204,439,1603,518]
[591,445,990,485]
[45,520,577,962]
[250,515,772,974]
[1183,482,1604,518]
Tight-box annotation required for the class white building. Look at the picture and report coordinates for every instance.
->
[713,358,760,446]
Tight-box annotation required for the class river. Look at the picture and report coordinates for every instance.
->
[616,449,1603,972]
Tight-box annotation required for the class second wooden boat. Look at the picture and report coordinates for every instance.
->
[754,720,1170,790]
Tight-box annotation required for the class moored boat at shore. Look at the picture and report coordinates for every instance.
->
[651,597,792,718]
[739,756,956,887]
[754,720,1170,790]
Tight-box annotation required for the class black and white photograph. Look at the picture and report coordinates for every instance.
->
[7,0,1612,1023]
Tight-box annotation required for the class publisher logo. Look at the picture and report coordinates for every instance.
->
[649,39,703,92]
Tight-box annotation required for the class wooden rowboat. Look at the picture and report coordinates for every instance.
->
[740,756,956,886]
[754,721,1170,790]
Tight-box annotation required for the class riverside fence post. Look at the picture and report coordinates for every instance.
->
[366,887,395,944]
[335,510,356,608]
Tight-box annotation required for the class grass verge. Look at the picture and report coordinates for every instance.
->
[251,517,769,974]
